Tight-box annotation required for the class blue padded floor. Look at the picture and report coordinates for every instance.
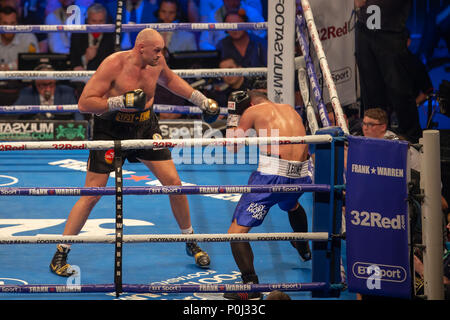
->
[0,149,355,301]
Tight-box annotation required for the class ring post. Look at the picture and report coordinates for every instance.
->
[267,0,295,106]
[312,127,345,297]
[114,1,124,52]
[114,141,123,297]
[420,130,444,300]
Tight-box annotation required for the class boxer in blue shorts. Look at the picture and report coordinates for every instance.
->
[232,155,313,227]
[224,90,312,300]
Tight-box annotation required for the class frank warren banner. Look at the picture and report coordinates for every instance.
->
[346,136,411,298]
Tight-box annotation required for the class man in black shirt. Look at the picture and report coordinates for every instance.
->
[70,3,115,71]
[355,0,422,143]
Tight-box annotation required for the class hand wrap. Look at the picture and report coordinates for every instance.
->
[188,90,220,123]
[107,89,146,111]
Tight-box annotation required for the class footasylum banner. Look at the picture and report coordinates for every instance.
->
[0,120,88,141]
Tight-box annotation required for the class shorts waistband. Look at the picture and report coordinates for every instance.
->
[257,154,312,178]
[114,109,151,123]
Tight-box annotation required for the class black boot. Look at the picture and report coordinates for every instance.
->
[49,245,76,277]
[186,242,210,268]
[223,274,262,300]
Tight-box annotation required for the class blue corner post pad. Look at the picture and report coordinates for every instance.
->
[314,126,345,137]
[311,125,345,298]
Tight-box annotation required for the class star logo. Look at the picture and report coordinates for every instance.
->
[124,175,152,182]
[371,167,376,174]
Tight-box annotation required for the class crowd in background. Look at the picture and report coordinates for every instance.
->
[0,1,448,133]
[0,0,268,121]
[0,0,449,299]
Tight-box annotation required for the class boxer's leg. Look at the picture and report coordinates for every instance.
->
[224,219,261,300]
[141,158,210,268]
[50,169,109,277]
[288,203,311,261]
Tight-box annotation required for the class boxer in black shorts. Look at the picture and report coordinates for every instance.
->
[88,109,171,173]
[49,28,219,277]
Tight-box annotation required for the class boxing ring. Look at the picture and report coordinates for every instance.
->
[0,0,444,301]
[0,133,348,300]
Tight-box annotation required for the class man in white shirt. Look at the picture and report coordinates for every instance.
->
[361,107,421,170]
[0,6,39,70]
[0,5,39,107]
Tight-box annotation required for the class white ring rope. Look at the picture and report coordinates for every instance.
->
[0,68,267,80]
[0,135,333,151]
[0,232,329,244]
[0,57,308,80]
[0,22,268,33]
[0,104,228,115]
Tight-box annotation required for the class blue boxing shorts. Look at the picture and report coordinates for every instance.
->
[232,155,314,227]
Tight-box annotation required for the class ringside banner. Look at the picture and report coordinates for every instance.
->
[0,120,88,141]
[267,0,295,106]
[309,0,356,106]
[346,136,411,298]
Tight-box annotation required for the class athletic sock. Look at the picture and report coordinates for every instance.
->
[58,243,71,251]
[181,226,194,234]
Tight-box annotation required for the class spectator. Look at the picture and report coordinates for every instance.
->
[45,0,82,54]
[20,0,49,52]
[216,9,267,67]
[206,57,253,110]
[69,3,115,71]
[355,0,422,143]
[106,0,159,50]
[156,0,198,53]
[199,0,265,50]
[170,0,200,23]
[45,0,92,16]
[69,3,115,103]
[0,0,21,14]
[199,0,263,22]
[361,107,449,211]
[0,6,39,70]
[0,5,39,106]
[14,63,80,120]
[361,108,403,140]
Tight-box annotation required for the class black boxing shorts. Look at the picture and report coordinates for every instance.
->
[87,108,172,173]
